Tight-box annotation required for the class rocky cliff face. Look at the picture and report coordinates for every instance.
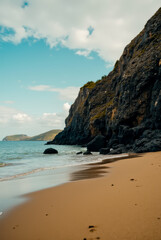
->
[53,8,161,153]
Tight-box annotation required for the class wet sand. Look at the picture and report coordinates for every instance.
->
[0,152,161,240]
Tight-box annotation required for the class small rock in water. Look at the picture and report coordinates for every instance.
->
[43,148,58,154]
[76,151,83,155]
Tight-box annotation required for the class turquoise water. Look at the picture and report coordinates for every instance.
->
[0,141,111,181]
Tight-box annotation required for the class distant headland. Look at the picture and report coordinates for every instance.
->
[2,129,62,141]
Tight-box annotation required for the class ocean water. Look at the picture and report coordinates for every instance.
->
[0,141,113,182]
[0,141,122,212]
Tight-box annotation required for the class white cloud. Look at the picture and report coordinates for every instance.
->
[29,85,50,91]
[0,0,160,62]
[28,85,80,101]
[12,113,31,122]
[42,113,57,118]
[0,106,18,123]
[76,50,91,58]
[55,87,79,101]
[39,112,65,128]
[63,102,70,112]
[4,100,14,104]
[0,104,69,139]
[0,106,32,124]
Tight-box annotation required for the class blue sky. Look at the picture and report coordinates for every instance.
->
[1,40,108,114]
[0,0,160,140]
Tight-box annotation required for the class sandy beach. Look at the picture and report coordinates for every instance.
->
[1,152,161,240]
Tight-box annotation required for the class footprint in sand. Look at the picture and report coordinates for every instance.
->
[12,225,19,230]
[83,238,100,240]
[130,178,135,181]
[89,225,96,232]
[83,226,101,240]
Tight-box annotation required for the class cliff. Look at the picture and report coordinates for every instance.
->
[53,8,161,153]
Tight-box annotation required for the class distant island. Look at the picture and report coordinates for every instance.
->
[2,129,62,141]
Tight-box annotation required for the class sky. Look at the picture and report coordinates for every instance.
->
[0,0,160,140]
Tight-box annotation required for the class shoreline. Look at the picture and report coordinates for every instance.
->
[1,152,161,239]
[0,153,129,212]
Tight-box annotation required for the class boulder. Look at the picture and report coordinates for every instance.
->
[109,144,126,154]
[99,148,110,154]
[87,135,106,152]
[43,148,58,154]
[134,139,161,153]
[109,148,125,154]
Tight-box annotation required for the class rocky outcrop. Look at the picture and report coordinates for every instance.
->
[43,148,58,154]
[87,135,106,152]
[53,8,161,153]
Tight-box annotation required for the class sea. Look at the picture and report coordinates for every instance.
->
[0,141,120,213]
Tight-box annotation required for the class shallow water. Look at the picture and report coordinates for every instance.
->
[0,141,127,213]
[0,141,102,181]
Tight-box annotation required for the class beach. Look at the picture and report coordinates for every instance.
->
[1,152,161,240]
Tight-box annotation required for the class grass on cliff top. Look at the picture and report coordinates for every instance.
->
[81,78,106,90]
[81,81,96,89]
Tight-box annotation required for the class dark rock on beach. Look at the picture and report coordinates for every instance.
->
[43,148,58,154]
[99,148,110,155]
[83,150,92,155]
[52,8,161,153]
[87,135,106,152]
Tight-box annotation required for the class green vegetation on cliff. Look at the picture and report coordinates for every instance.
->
[81,81,96,89]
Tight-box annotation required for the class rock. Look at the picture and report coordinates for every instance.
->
[45,141,54,145]
[76,151,83,155]
[109,144,126,154]
[109,148,124,154]
[87,135,106,152]
[118,125,134,145]
[43,148,58,154]
[99,148,110,154]
[108,138,119,148]
[83,150,92,155]
[134,139,161,153]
